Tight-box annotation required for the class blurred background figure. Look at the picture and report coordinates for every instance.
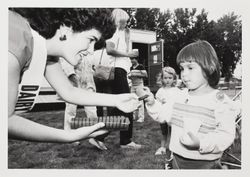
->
[129,56,147,122]
[60,55,108,150]
[105,8,142,149]
[154,67,180,157]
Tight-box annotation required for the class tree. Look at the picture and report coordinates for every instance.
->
[133,8,159,31]
[215,12,242,81]
[124,8,242,79]
[162,8,197,72]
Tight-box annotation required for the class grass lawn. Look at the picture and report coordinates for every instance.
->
[8,89,241,169]
[8,109,168,169]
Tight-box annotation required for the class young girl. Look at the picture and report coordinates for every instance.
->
[145,40,236,169]
[8,8,140,143]
[154,67,180,156]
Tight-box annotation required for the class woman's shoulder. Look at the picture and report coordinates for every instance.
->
[9,10,33,71]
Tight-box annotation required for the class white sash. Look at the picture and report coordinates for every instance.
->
[15,29,47,113]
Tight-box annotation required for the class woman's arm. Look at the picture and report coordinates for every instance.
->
[8,53,107,142]
[106,41,138,58]
[45,62,139,112]
[8,53,20,117]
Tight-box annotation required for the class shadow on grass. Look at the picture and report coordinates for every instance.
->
[8,89,241,169]
[8,109,166,169]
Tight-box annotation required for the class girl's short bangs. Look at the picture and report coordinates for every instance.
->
[177,49,197,65]
[177,42,206,66]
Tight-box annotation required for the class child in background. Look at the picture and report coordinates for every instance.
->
[129,56,147,122]
[60,55,108,150]
[154,67,180,156]
[145,40,237,169]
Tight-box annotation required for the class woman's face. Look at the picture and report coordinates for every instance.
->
[117,19,127,30]
[62,29,101,66]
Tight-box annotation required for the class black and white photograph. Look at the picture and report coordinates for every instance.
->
[1,0,249,176]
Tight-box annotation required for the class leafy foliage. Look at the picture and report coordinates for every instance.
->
[126,8,242,80]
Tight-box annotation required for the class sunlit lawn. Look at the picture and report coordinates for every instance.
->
[8,109,167,169]
[8,89,241,169]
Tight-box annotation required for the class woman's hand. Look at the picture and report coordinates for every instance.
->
[142,87,155,105]
[179,132,200,150]
[70,122,108,142]
[115,93,140,113]
[128,51,138,58]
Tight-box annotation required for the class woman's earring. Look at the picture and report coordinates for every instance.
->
[59,35,67,41]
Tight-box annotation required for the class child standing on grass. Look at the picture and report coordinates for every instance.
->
[129,56,148,123]
[145,40,237,169]
[154,67,180,156]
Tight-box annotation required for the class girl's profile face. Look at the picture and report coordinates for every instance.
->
[162,72,174,88]
[179,61,208,91]
[62,29,101,66]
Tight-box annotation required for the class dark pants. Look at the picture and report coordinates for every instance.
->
[160,123,170,136]
[110,68,133,145]
[172,153,222,169]
[95,68,133,145]
[94,78,112,142]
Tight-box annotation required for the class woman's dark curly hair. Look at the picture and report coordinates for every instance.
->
[10,8,116,41]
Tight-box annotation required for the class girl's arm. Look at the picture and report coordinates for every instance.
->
[45,62,139,112]
[8,53,107,142]
[144,87,172,123]
[198,95,236,154]
[146,101,174,124]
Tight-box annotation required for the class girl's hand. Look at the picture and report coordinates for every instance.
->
[70,122,108,141]
[179,132,200,150]
[115,93,141,113]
